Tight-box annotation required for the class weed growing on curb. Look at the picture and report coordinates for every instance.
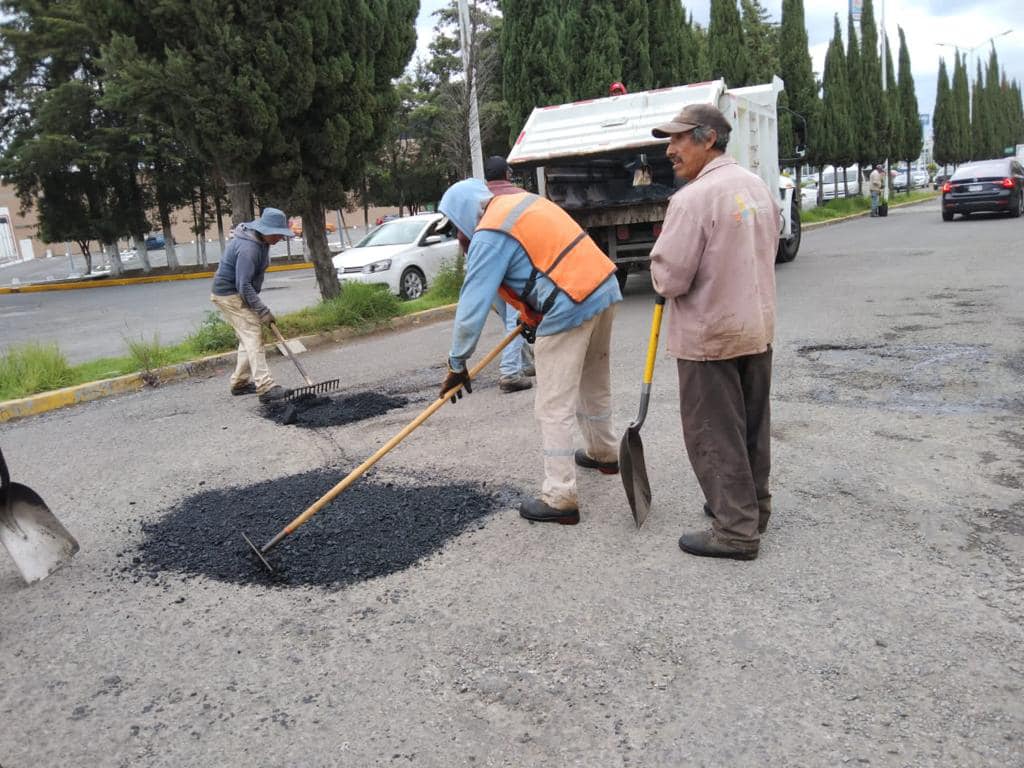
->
[188,311,237,353]
[0,342,74,399]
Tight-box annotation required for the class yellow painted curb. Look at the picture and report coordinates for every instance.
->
[0,303,458,424]
[802,194,939,231]
[0,260,312,295]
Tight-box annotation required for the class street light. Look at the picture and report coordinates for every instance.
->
[936,29,1013,73]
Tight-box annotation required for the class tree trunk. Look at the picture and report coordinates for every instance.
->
[361,172,369,229]
[198,185,209,267]
[104,242,123,277]
[817,168,824,206]
[133,229,152,273]
[841,166,849,198]
[795,164,803,208]
[222,173,253,227]
[214,190,226,258]
[905,164,911,196]
[78,240,92,274]
[302,200,341,300]
[190,191,201,265]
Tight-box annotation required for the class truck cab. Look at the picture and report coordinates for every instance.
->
[507,77,800,290]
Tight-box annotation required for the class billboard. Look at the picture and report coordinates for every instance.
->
[850,0,863,21]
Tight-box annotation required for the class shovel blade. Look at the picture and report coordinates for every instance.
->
[0,482,79,584]
[619,425,652,529]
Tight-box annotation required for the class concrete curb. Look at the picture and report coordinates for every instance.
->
[802,194,938,231]
[0,261,312,295]
[0,303,458,424]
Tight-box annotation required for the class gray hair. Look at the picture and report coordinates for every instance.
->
[691,124,730,151]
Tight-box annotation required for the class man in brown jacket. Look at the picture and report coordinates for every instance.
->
[649,103,780,561]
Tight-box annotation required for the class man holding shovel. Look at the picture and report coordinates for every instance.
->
[211,207,294,403]
[649,104,780,561]
[437,178,622,525]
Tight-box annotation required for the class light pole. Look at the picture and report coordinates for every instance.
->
[457,0,485,180]
[937,29,1012,77]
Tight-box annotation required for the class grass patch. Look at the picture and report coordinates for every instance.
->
[400,263,464,315]
[802,190,938,223]
[188,312,237,354]
[275,283,402,337]
[0,343,76,400]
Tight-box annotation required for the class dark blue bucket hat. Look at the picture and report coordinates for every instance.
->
[247,207,294,238]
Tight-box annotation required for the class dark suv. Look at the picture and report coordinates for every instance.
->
[941,158,1024,221]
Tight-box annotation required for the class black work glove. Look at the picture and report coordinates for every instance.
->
[520,324,537,344]
[439,364,472,404]
[259,308,276,326]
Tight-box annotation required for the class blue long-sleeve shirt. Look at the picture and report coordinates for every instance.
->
[448,229,621,371]
[211,225,271,316]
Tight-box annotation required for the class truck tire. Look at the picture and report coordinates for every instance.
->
[776,198,800,264]
[615,266,629,292]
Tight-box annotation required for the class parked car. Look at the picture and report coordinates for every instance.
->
[892,168,929,191]
[144,234,166,250]
[800,180,819,210]
[374,214,399,226]
[941,157,1024,221]
[288,217,337,237]
[332,213,459,299]
[932,172,950,190]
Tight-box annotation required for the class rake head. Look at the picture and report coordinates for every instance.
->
[284,379,342,401]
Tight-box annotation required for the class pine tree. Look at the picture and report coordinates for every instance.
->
[932,58,954,167]
[502,1,571,141]
[618,0,652,91]
[778,0,817,183]
[951,52,971,163]
[819,16,854,182]
[740,0,777,84]
[896,27,922,189]
[708,0,749,87]
[858,0,882,166]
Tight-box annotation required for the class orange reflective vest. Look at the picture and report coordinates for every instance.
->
[476,192,616,326]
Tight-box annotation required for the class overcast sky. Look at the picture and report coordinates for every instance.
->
[414,0,1023,121]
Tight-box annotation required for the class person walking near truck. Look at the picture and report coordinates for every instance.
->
[484,155,535,393]
[648,104,780,561]
[437,178,622,525]
[211,207,294,403]
[869,164,884,216]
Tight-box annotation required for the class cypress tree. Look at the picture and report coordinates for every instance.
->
[570,0,623,98]
[983,47,1002,157]
[932,58,954,167]
[692,21,712,82]
[740,0,777,84]
[820,16,854,182]
[971,59,985,159]
[951,52,971,163]
[648,0,682,87]
[779,0,817,185]
[618,0,652,91]
[896,27,922,188]
[882,33,902,168]
[502,1,571,140]
[679,8,700,83]
[858,0,882,167]
[708,0,749,87]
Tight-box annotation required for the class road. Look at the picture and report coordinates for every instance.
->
[1,200,1022,767]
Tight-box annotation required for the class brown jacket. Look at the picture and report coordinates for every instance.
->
[650,155,780,361]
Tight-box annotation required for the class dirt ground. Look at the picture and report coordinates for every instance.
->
[1,200,1022,767]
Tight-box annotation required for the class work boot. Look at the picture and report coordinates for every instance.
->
[574,449,619,475]
[231,382,257,396]
[499,375,533,393]
[678,529,758,561]
[522,364,536,377]
[519,498,579,525]
[258,385,290,404]
[703,502,770,534]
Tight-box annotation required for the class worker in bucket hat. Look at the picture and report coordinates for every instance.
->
[210,207,295,403]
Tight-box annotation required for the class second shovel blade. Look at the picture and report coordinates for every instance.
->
[619,425,652,529]
[0,482,79,584]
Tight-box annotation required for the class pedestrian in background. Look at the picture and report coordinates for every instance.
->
[437,178,621,525]
[869,164,884,217]
[649,104,780,561]
[210,207,294,403]
[483,155,535,393]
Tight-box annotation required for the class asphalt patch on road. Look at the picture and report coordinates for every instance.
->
[262,391,409,428]
[123,468,513,589]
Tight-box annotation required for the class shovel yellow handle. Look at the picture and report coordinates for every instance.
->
[643,297,666,385]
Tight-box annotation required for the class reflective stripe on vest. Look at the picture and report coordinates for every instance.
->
[477,193,616,308]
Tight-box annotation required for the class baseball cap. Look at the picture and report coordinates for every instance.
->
[484,155,510,181]
[652,103,732,139]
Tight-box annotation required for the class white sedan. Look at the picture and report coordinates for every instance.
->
[332,213,460,299]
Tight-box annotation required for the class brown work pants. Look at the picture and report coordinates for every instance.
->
[677,348,772,546]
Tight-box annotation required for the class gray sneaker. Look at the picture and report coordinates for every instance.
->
[499,375,533,393]
[258,385,290,404]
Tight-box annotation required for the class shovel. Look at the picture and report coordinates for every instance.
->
[619,295,665,529]
[0,447,80,584]
[269,322,341,401]
[243,324,525,571]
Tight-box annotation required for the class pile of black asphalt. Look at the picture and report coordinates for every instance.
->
[262,391,409,428]
[122,467,514,589]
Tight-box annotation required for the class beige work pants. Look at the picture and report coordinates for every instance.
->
[533,306,618,510]
[210,294,274,393]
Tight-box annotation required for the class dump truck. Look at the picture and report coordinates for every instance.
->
[506,77,800,290]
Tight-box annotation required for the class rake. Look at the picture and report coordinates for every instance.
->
[269,323,341,401]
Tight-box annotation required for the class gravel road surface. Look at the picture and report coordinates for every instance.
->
[1,199,1021,767]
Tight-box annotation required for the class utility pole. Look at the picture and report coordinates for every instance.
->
[880,0,890,201]
[458,0,485,179]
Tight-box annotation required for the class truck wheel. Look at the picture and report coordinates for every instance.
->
[942,210,954,222]
[615,266,629,292]
[776,199,800,264]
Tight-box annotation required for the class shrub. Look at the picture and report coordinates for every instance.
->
[426,262,464,304]
[188,311,237,353]
[124,334,175,373]
[0,342,75,400]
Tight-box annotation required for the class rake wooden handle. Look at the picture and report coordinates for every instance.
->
[270,323,314,386]
[258,324,525,554]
